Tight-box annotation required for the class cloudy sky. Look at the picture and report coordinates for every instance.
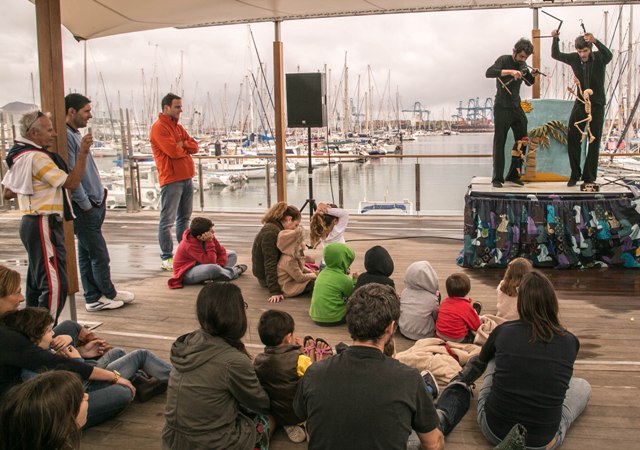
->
[0,0,635,127]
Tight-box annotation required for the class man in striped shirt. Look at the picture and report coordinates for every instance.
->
[2,110,91,323]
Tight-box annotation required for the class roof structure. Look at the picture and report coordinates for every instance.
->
[40,0,640,40]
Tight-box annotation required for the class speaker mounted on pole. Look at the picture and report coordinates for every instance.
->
[285,73,328,217]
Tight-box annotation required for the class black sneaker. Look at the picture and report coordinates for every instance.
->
[492,181,503,188]
[421,370,440,400]
[507,178,524,186]
[567,179,578,187]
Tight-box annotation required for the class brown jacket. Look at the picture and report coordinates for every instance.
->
[276,227,316,297]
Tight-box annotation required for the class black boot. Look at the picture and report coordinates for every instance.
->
[132,373,168,402]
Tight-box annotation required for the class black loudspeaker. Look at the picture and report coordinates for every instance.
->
[286,73,327,128]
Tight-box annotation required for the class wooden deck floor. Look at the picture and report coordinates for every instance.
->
[1,210,639,450]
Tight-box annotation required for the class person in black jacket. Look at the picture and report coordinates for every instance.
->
[551,30,613,186]
[486,39,539,188]
[354,245,395,290]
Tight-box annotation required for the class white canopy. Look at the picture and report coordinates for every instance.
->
[44,0,640,40]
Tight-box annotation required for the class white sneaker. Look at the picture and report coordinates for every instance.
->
[161,258,173,271]
[85,297,125,312]
[113,290,135,303]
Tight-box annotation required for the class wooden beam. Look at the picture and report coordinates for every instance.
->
[532,28,541,99]
[273,22,287,202]
[34,0,79,296]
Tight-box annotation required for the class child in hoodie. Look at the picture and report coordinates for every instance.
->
[168,217,247,288]
[309,243,357,326]
[276,226,316,299]
[398,260,440,340]
[354,245,395,290]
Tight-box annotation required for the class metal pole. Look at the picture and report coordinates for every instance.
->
[198,158,204,211]
[338,162,344,208]
[265,161,272,208]
[415,163,421,214]
[125,109,139,210]
[306,126,314,218]
[119,109,134,212]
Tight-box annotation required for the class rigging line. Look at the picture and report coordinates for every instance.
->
[228,89,242,132]
[604,57,630,122]
[249,72,275,140]
[248,26,275,110]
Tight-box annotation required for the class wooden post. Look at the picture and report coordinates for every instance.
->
[34,0,80,302]
[532,8,541,99]
[273,21,287,202]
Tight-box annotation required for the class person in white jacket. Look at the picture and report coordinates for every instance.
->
[399,261,441,340]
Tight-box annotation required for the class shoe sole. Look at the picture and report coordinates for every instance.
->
[85,302,125,312]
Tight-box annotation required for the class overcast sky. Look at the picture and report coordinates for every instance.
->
[0,0,635,126]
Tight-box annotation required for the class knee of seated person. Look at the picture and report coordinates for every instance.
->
[108,348,127,359]
[115,383,135,402]
[571,377,592,392]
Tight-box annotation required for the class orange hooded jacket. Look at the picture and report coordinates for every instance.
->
[150,113,199,186]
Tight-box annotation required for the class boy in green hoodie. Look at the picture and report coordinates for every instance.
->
[309,243,357,326]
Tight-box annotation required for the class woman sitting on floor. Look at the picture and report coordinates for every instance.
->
[163,282,271,450]
[456,271,591,449]
[0,371,88,450]
[252,201,302,303]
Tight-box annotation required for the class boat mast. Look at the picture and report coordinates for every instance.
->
[343,52,349,136]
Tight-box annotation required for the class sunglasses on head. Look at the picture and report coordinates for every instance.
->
[26,111,44,133]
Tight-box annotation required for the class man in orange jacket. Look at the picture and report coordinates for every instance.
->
[150,93,199,271]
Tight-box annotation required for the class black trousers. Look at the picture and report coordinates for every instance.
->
[567,101,605,183]
[492,106,528,183]
[19,215,67,323]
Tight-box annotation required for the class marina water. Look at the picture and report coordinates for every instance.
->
[96,133,493,215]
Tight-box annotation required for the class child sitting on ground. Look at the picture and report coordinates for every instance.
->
[253,310,333,443]
[168,217,247,288]
[496,257,533,321]
[354,245,395,290]
[274,226,317,301]
[398,261,440,340]
[435,273,481,343]
[309,203,349,249]
[309,243,357,326]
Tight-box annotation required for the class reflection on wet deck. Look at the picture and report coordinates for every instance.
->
[1,210,639,449]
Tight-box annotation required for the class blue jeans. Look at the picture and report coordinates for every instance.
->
[84,348,172,428]
[104,348,172,382]
[73,202,117,302]
[159,179,193,260]
[53,320,82,345]
[182,251,239,283]
[84,381,132,428]
[477,360,591,450]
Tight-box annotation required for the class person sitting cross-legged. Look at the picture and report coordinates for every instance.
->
[168,217,247,288]
[295,283,473,450]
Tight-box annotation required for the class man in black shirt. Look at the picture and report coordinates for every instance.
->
[551,31,613,186]
[486,39,538,188]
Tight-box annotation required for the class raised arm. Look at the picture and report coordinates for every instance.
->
[551,31,571,63]
[63,133,91,190]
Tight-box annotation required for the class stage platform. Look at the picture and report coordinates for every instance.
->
[460,177,640,269]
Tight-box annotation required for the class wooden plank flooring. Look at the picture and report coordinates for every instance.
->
[1,209,639,450]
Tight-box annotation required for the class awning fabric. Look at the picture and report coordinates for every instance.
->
[35,0,640,40]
